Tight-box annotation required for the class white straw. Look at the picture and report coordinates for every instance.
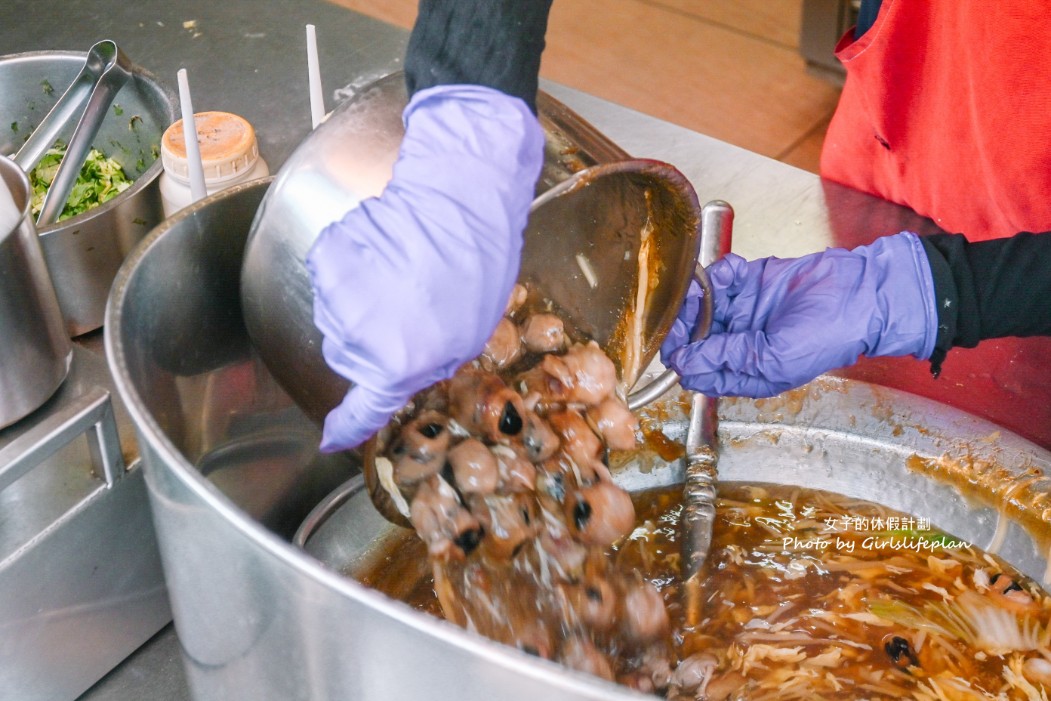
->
[306,24,325,129]
[177,68,207,203]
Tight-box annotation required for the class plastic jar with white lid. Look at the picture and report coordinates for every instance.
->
[159,111,269,217]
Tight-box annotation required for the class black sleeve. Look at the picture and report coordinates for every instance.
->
[919,232,1051,375]
[855,0,883,39]
[404,0,553,114]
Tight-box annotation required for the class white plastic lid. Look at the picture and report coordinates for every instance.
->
[161,111,260,185]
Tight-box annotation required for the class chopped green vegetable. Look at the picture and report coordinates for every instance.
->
[113,104,124,116]
[10,121,18,133]
[41,79,53,95]
[28,142,133,222]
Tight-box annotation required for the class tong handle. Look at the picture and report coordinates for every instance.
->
[36,41,131,226]
[13,41,118,174]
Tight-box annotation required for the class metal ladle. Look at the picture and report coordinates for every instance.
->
[680,201,733,625]
[13,40,132,225]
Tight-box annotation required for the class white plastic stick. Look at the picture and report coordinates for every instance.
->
[306,24,325,129]
[177,68,207,203]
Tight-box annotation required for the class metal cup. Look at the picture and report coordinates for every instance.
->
[0,155,71,429]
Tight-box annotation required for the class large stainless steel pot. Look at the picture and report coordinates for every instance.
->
[0,155,71,429]
[1,50,176,336]
[107,181,1051,701]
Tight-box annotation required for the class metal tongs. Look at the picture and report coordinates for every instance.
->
[13,40,132,226]
[680,201,733,625]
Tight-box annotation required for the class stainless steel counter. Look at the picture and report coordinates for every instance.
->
[2,1,1048,698]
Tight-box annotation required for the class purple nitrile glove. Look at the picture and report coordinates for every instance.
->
[306,85,545,451]
[660,232,939,397]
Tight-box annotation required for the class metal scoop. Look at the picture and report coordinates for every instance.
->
[13,40,132,225]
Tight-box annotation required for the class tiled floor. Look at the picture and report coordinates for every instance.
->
[327,0,842,173]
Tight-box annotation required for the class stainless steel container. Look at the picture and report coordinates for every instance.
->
[0,50,176,336]
[0,155,71,429]
[108,181,1051,701]
[241,73,701,425]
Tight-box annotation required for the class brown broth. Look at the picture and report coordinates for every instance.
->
[355,482,1051,699]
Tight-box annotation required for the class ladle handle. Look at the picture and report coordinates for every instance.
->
[681,200,733,587]
[36,44,130,226]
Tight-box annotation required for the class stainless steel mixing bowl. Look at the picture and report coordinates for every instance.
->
[108,180,1051,701]
[241,72,702,428]
[0,50,176,336]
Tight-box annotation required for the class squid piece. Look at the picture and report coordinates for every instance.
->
[621,646,673,695]
[540,341,617,406]
[512,620,556,660]
[471,493,537,561]
[490,445,537,493]
[587,397,639,451]
[504,283,528,316]
[667,653,719,701]
[447,438,499,495]
[559,576,617,633]
[480,318,522,371]
[668,660,744,701]
[619,581,670,644]
[520,313,566,354]
[448,369,527,443]
[700,672,748,701]
[535,507,589,580]
[496,617,554,660]
[430,561,469,628]
[516,365,570,408]
[564,479,635,547]
[559,636,615,681]
[988,572,1039,612]
[547,410,604,475]
[389,410,450,486]
[884,635,919,670]
[409,476,483,562]
[535,457,569,506]
[520,409,560,463]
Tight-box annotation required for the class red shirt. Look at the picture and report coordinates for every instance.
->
[820,1,1051,240]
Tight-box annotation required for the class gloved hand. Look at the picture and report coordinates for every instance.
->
[306,87,544,452]
[660,232,939,397]
[306,0,553,452]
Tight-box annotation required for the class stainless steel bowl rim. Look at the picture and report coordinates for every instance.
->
[292,474,365,550]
